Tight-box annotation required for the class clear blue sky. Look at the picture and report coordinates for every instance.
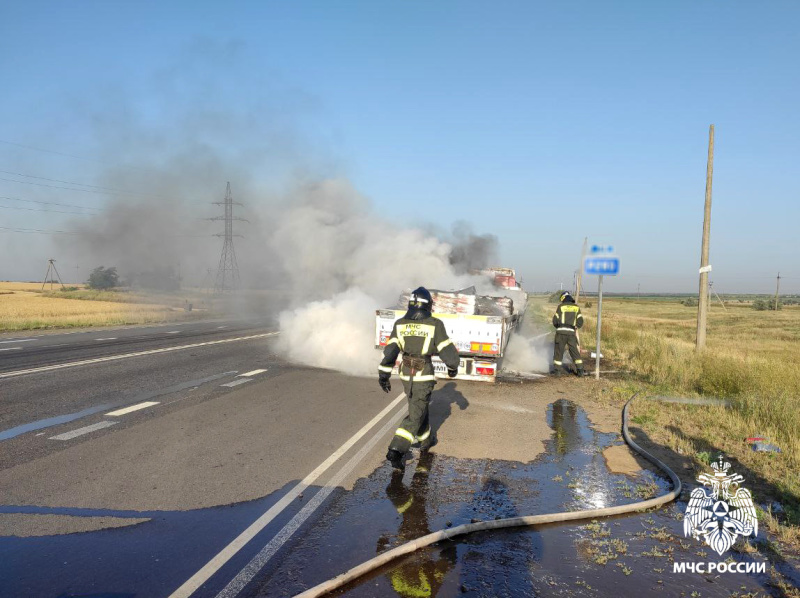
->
[1,1,798,293]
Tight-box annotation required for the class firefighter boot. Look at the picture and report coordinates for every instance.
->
[420,435,438,453]
[386,449,405,471]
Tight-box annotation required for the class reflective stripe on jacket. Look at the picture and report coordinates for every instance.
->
[379,313,460,379]
[552,302,584,330]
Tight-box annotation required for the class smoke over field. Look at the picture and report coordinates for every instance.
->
[56,47,505,376]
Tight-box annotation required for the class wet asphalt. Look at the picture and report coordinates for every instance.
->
[242,400,787,598]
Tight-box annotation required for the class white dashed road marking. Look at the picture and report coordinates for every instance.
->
[94,338,117,341]
[0,347,22,351]
[49,421,117,441]
[0,339,35,344]
[0,332,279,379]
[167,331,180,334]
[106,401,160,416]
[239,369,267,377]
[220,379,251,388]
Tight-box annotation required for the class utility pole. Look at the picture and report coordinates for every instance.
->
[637,283,640,299]
[775,272,781,311]
[575,237,588,302]
[696,125,714,351]
[210,182,246,293]
[41,259,65,291]
[707,280,713,312]
[75,264,80,284]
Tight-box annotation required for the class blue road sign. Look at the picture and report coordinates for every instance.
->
[584,255,620,276]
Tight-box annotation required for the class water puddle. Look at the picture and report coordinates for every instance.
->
[247,399,779,598]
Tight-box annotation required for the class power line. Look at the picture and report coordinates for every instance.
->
[0,225,81,235]
[0,176,174,199]
[0,139,149,172]
[0,203,98,215]
[0,195,102,211]
[0,169,171,199]
[0,224,213,238]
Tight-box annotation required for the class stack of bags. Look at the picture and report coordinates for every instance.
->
[476,296,514,318]
[398,287,477,315]
[431,288,477,314]
[397,287,516,317]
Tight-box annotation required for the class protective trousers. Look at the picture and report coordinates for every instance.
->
[389,379,436,454]
[553,330,583,374]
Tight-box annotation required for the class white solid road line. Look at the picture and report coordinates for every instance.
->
[168,392,408,598]
[220,379,251,388]
[0,332,279,380]
[49,420,117,441]
[217,407,406,598]
[106,401,160,416]
[239,369,267,377]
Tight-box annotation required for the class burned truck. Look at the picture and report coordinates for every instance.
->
[374,270,527,382]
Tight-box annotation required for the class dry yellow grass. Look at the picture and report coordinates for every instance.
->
[0,285,175,331]
[0,282,64,292]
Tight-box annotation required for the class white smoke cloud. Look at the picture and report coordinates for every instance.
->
[273,179,484,376]
[502,332,553,375]
[277,288,379,375]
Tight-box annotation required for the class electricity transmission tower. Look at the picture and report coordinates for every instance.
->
[41,259,66,291]
[210,182,246,293]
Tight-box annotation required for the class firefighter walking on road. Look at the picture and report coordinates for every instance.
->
[552,291,585,376]
[378,287,460,471]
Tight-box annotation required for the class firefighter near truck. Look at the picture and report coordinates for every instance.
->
[374,268,527,382]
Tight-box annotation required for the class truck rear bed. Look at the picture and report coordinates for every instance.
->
[375,309,517,382]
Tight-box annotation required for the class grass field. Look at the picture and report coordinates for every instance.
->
[0,283,207,331]
[533,294,800,546]
[0,283,286,332]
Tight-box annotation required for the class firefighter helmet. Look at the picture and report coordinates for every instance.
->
[409,287,433,312]
[560,291,574,303]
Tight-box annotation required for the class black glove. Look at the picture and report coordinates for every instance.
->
[379,372,391,393]
[447,367,458,378]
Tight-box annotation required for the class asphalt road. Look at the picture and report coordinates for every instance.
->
[0,319,410,597]
[1,321,788,598]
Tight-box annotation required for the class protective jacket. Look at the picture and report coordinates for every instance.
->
[552,300,584,332]
[378,311,460,382]
[552,298,585,374]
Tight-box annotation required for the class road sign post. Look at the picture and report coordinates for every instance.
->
[583,246,619,380]
[595,274,603,380]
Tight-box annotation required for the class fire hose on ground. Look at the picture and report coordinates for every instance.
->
[294,393,682,598]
